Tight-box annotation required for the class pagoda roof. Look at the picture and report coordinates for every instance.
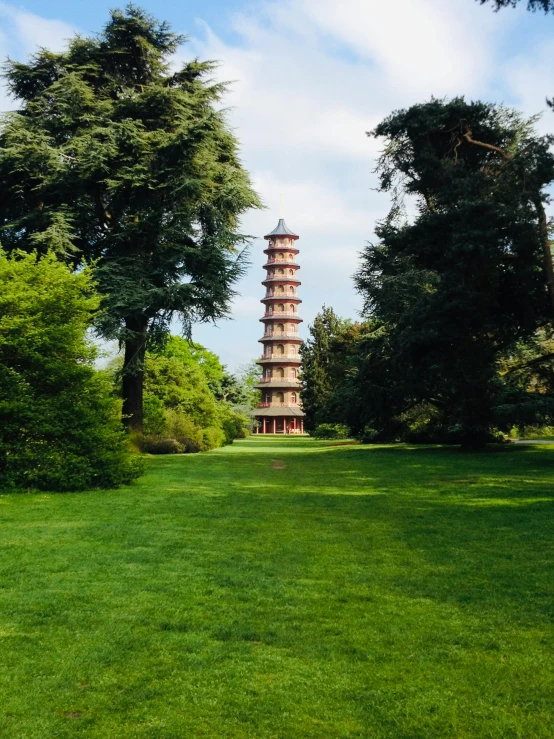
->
[252,406,305,417]
[264,218,299,240]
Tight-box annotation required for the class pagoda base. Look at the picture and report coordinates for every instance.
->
[253,408,305,435]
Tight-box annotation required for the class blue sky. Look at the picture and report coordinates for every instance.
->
[1,0,554,369]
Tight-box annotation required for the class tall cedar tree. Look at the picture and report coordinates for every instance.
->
[300,307,347,431]
[0,4,260,431]
[355,99,554,447]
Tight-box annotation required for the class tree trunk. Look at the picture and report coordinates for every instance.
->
[533,197,554,318]
[122,316,149,433]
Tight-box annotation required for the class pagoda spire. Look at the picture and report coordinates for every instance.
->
[253,216,305,434]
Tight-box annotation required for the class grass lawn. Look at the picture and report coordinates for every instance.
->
[1,437,554,738]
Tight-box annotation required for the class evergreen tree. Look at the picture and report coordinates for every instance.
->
[300,307,347,431]
[354,99,554,447]
[0,4,260,432]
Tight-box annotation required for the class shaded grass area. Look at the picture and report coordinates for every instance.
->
[1,437,553,737]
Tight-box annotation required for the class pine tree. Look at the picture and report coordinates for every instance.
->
[300,306,346,431]
[0,4,260,431]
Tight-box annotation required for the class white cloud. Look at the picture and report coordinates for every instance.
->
[0,3,75,55]
[0,3,77,110]
[185,0,514,365]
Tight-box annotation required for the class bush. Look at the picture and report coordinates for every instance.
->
[359,426,380,444]
[202,426,226,450]
[220,408,250,445]
[140,437,184,455]
[0,251,143,491]
[311,423,350,439]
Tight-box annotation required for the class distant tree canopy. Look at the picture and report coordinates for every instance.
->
[300,307,346,431]
[299,307,365,432]
[0,4,260,433]
[478,0,554,10]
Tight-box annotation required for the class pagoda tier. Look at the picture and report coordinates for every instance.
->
[253,218,305,434]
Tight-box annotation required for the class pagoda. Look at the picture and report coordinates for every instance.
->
[254,218,305,434]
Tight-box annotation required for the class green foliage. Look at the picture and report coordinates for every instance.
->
[224,361,262,410]
[139,335,249,453]
[162,336,225,394]
[140,437,185,455]
[311,423,349,439]
[300,307,350,431]
[0,4,261,430]
[300,307,369,433]
[352,98,554,447]
[478,0,554,10]
[0,250,143,491]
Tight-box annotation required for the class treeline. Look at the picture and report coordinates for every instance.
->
[302,100,554,447]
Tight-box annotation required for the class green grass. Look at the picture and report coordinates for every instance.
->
[1,437,554,738]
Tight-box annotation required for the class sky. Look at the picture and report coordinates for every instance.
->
[1,0,554,370]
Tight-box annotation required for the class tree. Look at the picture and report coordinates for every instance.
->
[221,361,262,409]
[478,0,554,10]
[300,307,349,431]
[0,4,260,432]
[142,336,249,451]
[158,335,225,396]
[0,250,142,490]
[354,98,554,446]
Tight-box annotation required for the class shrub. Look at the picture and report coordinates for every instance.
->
[140,437,184,455]
[0,251,143,491]
[220,408,250,444]
[312,423,350,439]
[202,426,226,450]
[359,426,380,444]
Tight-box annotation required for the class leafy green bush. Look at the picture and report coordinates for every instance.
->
[311,424,350,439]
[202,426,226,450]
[0,251,143,491]
[512,425,554,440]
[138,336,251,454]
[140,437,184,455]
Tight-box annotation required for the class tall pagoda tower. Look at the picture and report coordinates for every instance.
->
[254,218,305,434]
